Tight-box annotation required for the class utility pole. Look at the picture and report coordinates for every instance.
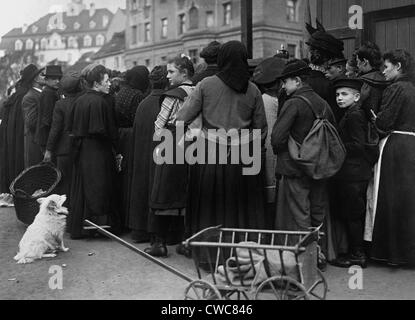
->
[241,0,253,58]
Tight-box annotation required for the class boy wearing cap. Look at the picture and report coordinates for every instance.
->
[325,58,347,81]
[330,77,372,268]
[272,59,336,236]
[36,65,63,155]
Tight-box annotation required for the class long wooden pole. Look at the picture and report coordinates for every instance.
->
[241,0,253,59]
[84,220,194,283]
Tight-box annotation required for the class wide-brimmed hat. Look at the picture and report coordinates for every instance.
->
[20,64,43,84]
[276,60,311,80]
[43,65,63,78]
[333,77,363,91]
[253,57,286,85]
[305,20,344,57]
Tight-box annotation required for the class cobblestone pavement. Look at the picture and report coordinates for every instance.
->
[1,208,415,300]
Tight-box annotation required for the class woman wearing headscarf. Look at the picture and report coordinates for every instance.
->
[367,50,415,266]
[176,40,268,240]
[0,64,41,193]
[126,65,169,243]
[115,66,150,228]
[68,64,121,239]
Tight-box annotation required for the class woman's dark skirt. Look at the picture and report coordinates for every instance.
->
[371,133,415,266]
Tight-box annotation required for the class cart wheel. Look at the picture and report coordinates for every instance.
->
[308,269,328,300]
[184,280,222,300]
[255,276,310,300]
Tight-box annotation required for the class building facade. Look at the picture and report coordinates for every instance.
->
[124,0,315,69]
[317,0,415,59]
[0,0,125,67]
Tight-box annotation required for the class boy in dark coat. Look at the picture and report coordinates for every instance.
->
[272,60,336,233]
[330,77,372,268]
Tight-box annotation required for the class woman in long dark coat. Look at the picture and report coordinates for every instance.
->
[176,41,268,239]
[68,64,120,239]
[126,66,168,243]
[0,64,39,193]
[369,50,415,266]
[115,66,149,228]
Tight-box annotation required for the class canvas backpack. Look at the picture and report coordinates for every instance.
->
[287,95,346,180]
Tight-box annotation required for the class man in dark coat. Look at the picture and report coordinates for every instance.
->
[192,41,221,85]
[21,66,45,168]
[35,65,62,155]
[0,65,40,192]
[44,71,82,198]
[126,65,169,243]
[271,60,336,233]
[68,64,120,239]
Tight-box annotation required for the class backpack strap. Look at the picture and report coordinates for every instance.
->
[292,95,325,120]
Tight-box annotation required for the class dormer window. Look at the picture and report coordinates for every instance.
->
[103,15,109,28]
[74,22,80,30]
[89,21,96,29]
[31,25,38,33]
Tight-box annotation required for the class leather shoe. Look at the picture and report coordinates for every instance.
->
[330,255,353,268]
[144,243,168,258]
[349,252,368,269]
[176,244,192,258]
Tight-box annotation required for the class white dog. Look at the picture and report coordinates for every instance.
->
[14,194,69,264]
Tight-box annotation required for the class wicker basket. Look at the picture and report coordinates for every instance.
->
[10,163,62,225]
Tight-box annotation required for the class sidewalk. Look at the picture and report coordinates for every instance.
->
[1,208,414,300]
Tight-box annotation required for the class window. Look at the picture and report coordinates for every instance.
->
[89,21,96,29]
[15,40,23,51]
[161,18,168,39]
[103,15,109,28]
[74,22,81,30]
[206,11,214,28]
[144,23,151,42]
[115,57,120,69]
[287,44,297,58]
[189,6,199,30]
[223,3,232,26]
[40,38,48,50]
[31,25,38,33]
[178,14,186,35]
[25,39,34,50]
[83,35,92,47]
[189,49,198,65]
[287,0,298,22]
[53,39,59,48]
[131,0,138,11]
[68,36,77,48]
[96,34,105,46]
[131,25,138,44]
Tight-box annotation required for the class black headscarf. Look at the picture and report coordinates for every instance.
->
[126,66,150,93]
[217,41,250,94]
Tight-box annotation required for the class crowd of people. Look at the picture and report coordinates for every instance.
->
[1,19,415,270]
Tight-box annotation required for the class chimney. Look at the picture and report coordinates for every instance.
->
[22,24,28,33]
[89,3,96,17]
